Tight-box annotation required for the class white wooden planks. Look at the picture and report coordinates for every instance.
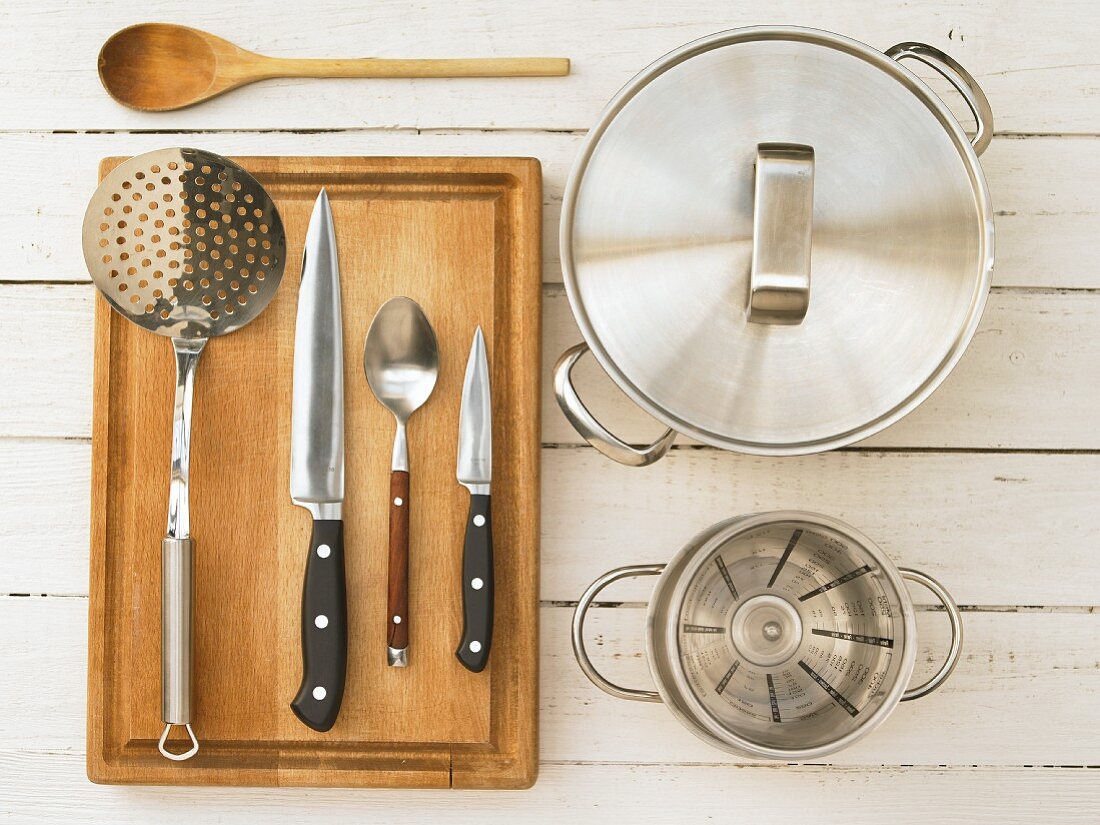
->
[1,0,1098,132]
[541,290,1100,450]
[1,132,1097,288]
[4,286,1100,449]
[4,439,1100,605]
[3,598,1097,768]
[0,0,1098,818]
[0,749,1093,823]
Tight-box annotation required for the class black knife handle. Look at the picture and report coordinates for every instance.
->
[456,494,493,672]
[291,519,347,731]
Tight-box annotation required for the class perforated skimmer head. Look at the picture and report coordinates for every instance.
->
[81,147,286,339]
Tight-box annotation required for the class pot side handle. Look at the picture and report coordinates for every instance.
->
[898,568,964,701]
[553,342,676,467]
[886,42,993,156]
[572,564,666,703]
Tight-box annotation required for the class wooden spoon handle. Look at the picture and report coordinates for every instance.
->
[259,56,570,79]
[386,470,410,667]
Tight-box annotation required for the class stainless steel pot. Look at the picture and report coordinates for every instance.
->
[554,28,994,465]
[572,512,963,759]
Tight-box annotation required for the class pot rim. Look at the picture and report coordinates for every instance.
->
[559,25,995,456]
[643,511,919,760]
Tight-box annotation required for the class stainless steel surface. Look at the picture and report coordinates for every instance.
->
[291,189,344,520]
[457,326,492,496]
[575,512,963,760]
[82,148,286,339]
[363,297,439,472]
[559,27,994,458]
[886,42,993,156]
[159,536,197,761]
[898,568,964,700]
[748,143,814,325]
[571,564,664,703]
[553,342,676,467]
[167,338,205,538]
[81,147,286,761]
[387,646,408,668]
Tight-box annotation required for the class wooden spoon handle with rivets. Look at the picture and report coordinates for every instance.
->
[387,471,411,667]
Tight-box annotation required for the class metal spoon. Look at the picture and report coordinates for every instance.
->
[97,23,571,112]
[363,297,439,667]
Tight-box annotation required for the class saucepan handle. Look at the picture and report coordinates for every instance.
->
[886,42,993,156]
[553,342,676,467]
[572,564,666,703]
[898,568,964,701]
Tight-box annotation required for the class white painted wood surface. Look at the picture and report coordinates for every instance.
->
[1,0,1097,821]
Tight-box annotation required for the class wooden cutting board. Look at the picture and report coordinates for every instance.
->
[86,156,541,788]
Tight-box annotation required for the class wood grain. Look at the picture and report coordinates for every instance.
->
[12,597,1100,767]
[98,23,567,112]
[3,131,1098,289]
[3,748,1097,824]
[4,0,1100,132]
[1,0,1098,817]
[387,470,411,654]
[86,155,542,788]
[7,287,1100,450]
[6,441,1100,605]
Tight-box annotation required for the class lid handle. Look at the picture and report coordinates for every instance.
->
[748,143,815,325]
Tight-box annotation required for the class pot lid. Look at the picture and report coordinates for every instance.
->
[561,27,994,454]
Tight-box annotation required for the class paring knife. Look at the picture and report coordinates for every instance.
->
[456,326,494,672]
[289,189,347,731]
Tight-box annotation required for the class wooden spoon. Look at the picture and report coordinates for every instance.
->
[98,23,571,111]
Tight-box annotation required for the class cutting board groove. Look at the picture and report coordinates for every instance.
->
[87,155,541,788]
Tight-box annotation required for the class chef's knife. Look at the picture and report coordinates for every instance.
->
[456,326,493,672]
[289,189,347,731]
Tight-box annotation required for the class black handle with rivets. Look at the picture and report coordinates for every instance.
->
[456,494,493,672]
[291,518,347,731]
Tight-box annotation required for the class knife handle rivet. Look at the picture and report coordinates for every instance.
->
[316,544,331,559]
[469,641,482,654]
[312,686,327,701]
[393,615,402,624]
[473,514,486,527]
[394,497,404,506]
[314,614,329,629]
[471,577,484,590]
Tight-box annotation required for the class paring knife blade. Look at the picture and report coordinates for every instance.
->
[289,189,348,731]
[456,326,493,672]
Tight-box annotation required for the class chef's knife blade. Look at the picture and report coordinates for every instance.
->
[289,189,347,731]
[456,326,493,672]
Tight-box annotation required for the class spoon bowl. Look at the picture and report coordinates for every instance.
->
[364,297,440,423]
[98,24,239,112]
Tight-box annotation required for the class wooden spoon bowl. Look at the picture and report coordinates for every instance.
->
[98,23,570,112]
[99,24,222,112]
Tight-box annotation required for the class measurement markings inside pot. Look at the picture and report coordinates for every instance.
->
[715,556,739,600]
[768,529,803,588]
[766,674,782,722]
[715,660,741,695]
[682,624,724,634]
[812,628,895,648]
[798,565,873,601]
[799,659,860,718]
